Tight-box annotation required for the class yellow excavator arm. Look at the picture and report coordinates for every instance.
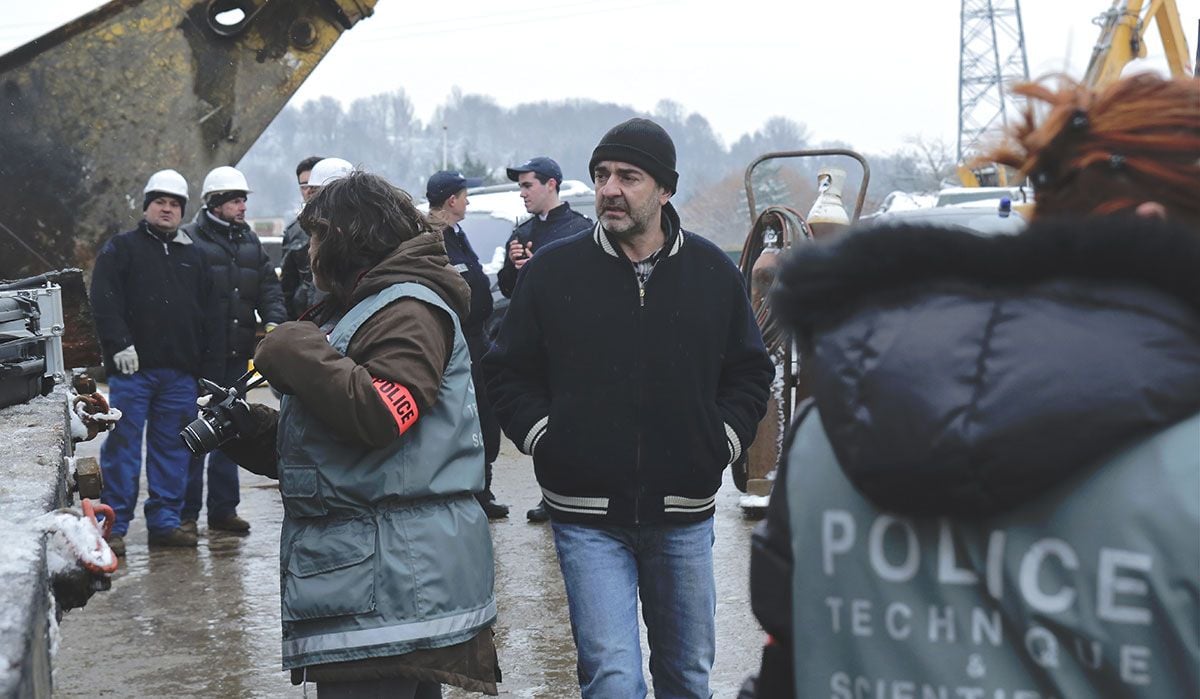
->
[1083,0,1194,88]
[0,0,378,279]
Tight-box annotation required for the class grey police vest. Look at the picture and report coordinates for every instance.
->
[276,281,496,670]
[786,409,1199,698]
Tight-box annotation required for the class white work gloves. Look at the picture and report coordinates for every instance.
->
[113,345,139,375]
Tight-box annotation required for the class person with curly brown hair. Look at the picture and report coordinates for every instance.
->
[218,170,500,697]
[742,73,1200,698]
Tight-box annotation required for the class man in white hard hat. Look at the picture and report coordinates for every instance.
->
[180,165,286,536]
[279,157,352,319]
[90,169,221,556]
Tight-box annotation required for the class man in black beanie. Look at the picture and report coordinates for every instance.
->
[484,118,773,697]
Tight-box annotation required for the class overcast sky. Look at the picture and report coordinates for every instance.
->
[2,1,1194,153]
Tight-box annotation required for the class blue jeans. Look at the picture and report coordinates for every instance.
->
[183,359,243,522]
[551,519,716,699]
[101,368,197,536]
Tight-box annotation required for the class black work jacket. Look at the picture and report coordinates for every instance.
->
[280,218,326,320]
[89,221,220,378]
[483,204,773,524]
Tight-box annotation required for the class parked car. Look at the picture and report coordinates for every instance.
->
[934,185,1032,208]
[864,197,1027,236]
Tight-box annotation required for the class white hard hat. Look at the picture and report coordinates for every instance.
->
[308,158,354,188]
[143,169,189,203]
[201,166,252,200]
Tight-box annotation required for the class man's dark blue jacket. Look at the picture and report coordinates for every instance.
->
[440,224,493,355]
[496,201,593,298]
[483,203,774,524]
[90,221,220,379]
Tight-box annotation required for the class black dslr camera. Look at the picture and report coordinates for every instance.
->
[180,372,264,455]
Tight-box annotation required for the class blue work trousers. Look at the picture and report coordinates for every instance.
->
[551,519,717,699]
[101,368,197,536]
[183,359,244,522]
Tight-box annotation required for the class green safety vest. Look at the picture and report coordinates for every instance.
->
[276,282,496,670]
[787,409,1199,698]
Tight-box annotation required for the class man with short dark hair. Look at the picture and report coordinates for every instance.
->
[484,119,773,697]
[90,169,221,555]
[280,155,324,319]
[496,155,594,522]
[427,170,510,519]
[182,165,286,535]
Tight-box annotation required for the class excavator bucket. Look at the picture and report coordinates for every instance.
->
[0,0,378,279]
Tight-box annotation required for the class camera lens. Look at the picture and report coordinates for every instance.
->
[180,415,220,455]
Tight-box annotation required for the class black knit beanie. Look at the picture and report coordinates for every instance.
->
[589,118,679,194]
[143,191,187,217]
[206,189,248,210]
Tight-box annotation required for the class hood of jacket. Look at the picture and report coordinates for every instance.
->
[773,214,1200,517]
[349,229,472,323]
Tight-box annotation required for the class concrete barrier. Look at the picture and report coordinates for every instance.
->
[0,390,70,698]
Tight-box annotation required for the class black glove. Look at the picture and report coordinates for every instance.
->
[224,398,258,438]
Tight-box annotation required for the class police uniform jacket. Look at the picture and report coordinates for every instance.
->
[496,201,593,297]
[744,215,1200,698]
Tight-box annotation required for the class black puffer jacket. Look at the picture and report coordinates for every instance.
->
[743,215,1200,697]
[280,218,326,320]
[183,211,287,371]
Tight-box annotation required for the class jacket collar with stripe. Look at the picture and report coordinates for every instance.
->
[592,201,685,260]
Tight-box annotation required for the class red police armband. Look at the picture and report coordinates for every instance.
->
[371,378,419,435]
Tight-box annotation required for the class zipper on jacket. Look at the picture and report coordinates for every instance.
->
[632,264,646,523]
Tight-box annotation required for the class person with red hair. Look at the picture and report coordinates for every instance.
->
[742,73,1200,698]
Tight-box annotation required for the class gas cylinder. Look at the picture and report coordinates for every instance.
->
[807,167,851,240]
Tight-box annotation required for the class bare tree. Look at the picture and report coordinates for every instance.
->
[903,133,956,190]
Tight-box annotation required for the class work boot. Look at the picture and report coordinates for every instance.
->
[475,490,510,520]
[179,520,198,536]
[106,534,126,557]
[209,514,251,534]
[526,499,550,523]
[147,527,199,548]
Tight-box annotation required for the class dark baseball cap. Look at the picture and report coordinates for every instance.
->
[426,170,482,206]
[506,156,563,183]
